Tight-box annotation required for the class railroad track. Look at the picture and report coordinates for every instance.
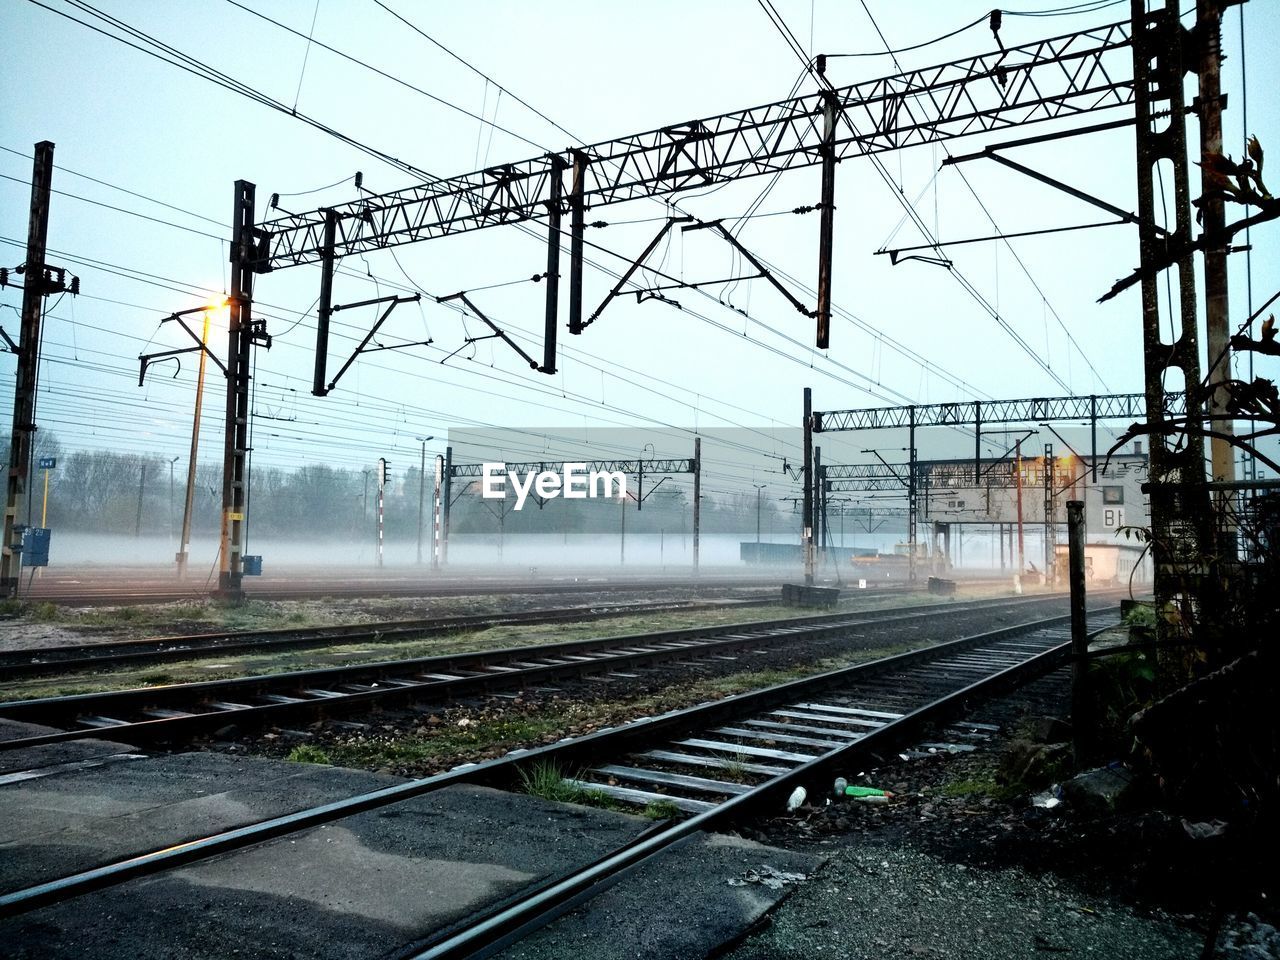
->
[0,595,783,680]
[0,593,1101,750]
[0,610,1111,947]
[20,573,807,606]
[0,587,1076,681]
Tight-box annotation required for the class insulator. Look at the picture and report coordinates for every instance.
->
[0,268,7,287]
[270,192,280,210]
[355,171,363,190]
[70,275,80,296]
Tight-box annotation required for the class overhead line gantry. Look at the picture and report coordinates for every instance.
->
[210,17,1136,597]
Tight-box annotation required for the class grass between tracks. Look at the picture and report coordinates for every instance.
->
[1,595,544,638]
[0,596,943,700]
[271,640,919,780]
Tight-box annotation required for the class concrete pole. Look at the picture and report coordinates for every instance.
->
[692,437,701,575]
[134,463,146,538]
[1015,439,1026,573]
[432,454,443,572]
[802,388,814,585]
[440,446,453,567]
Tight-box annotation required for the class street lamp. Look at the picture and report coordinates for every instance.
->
[416,436,435,564]
[753,483,767,544]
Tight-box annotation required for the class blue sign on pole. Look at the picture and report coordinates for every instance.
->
[23,528,51,567]
[37,457,56,469]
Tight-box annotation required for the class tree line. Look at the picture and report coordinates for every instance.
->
[2,434,794,540]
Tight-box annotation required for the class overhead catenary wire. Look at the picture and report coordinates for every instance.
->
[12,0,1090,481]
[1,237,813,468]
[22,0,993,412]
[855,0,1110,393]
[754,0,1074,392]
[219,0,551,153]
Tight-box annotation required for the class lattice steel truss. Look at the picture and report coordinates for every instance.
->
[253,20,1134,271]
[1129,0,1217,675]
[813,392,1184,432]
[448,458,694,479]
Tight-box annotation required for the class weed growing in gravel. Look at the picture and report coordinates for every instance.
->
[286,744,333,765]
[519,760,586,803]
[30,601,60,622]
[718,752,753,783]
[518,760,622,811]
[168,603,211,620]
[641,799,681,820]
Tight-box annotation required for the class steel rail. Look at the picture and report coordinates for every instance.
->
[411,622,1102,960]
[0,596,777,680]
[0,610,1104,919]
[0,587,1084,680]
[17,574,801,607]
[0,593,1097,750]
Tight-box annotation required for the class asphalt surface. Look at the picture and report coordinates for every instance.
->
[1,735,818,959]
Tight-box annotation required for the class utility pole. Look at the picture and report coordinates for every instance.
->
[802,388,814,585]
[440,445,453,566]
[814,447,824,572]
[1043,443,1055,584]
[134,462,147,538]
[1067,499,1090,762]
[754,483,766,543]
[417,442,426,565]
[415,436,433,564]
[168,456,179,544]
[177,303,214,579]
[1,142,54,597]
[1197,0,1237,543]
[376,457,388,568]
[1015,438,1026,575]
[432,453,443,572]
[619,491,626,565]
[692,437,701,574]
[216,181,262,602]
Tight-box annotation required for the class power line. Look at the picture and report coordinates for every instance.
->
[755,0,1072,392]
[857,0,1107,392]
[219,0,551,152]
[0,173,225,241]
[824,12,988,58]
[27,0,435,179]
[369,0,581,146]
[23,2,993,412]
[0,144,226,227]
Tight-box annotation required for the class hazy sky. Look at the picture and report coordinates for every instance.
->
[2,0,1277,512]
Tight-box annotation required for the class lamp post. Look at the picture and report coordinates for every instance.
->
[415,435,434,565]
[753,483,767,543]
[177,300,222,579]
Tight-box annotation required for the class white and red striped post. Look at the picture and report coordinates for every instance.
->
[432,454,443,572]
